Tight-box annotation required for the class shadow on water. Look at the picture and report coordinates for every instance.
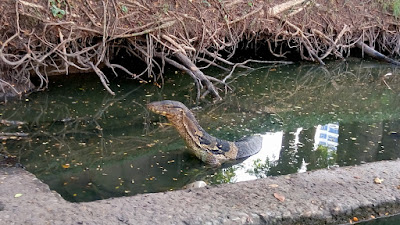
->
[0,58,399,203]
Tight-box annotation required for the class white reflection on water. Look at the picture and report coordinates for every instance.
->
[234,131,283,182]
[314,123,339,151]
[232,123,339,182]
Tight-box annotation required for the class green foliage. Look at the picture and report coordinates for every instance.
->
[202,0,211,7]
[121,5,128,14]
[49,0,66,19]
[394,0,400,18]
[248,0,254,7]
[207,167,237,184]
[378,0,400,18]
[247,158,271,178]
[312,145,337,169]
[162,4,169,14]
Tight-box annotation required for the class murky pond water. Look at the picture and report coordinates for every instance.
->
[359,213,400,225]
[1,58,399,203]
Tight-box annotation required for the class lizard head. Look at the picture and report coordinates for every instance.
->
[147,100,189,117]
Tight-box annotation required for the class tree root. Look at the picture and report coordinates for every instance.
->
[0,119,26,126]
[355,41,400,66]
[159,52,222,101]
[1,0,400,101]
[159,54,203,101]
[0,64,35,102]
[222,59,293,83]
[89,62,115,95]
[268,0,309,16]
[175,52,221,100]
[0,132,29,141]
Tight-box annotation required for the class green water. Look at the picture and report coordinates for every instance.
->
[358,214,400,225]
[1,58,399,205]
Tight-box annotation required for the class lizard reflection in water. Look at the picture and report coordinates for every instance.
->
[147,100,262,166]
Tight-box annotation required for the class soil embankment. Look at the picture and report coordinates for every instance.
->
[1,160,400,224]
[1,0,400,100]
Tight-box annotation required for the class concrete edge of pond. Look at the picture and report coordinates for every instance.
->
[1,160,400,225]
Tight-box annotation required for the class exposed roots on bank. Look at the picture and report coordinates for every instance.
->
[0,0,399,100]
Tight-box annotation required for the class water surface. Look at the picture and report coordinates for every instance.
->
[1,58,399,202]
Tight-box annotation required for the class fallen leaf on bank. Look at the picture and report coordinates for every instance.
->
[14,193,23,198]
[397,185,400,189]
[352,216,359,222]
[273,193,285,202]
[268,184,279,188]
[374,177,383,184]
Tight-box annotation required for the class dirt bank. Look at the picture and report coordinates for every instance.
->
[1,159,400,224]
[1,0,400,100]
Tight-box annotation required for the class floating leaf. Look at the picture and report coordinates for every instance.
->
[273,192,285,202]
[62,164,70,169]
[331,104,339,108]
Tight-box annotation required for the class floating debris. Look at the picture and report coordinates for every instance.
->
[62,164,70,169]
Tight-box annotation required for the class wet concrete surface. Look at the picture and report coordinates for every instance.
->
[1,160,400,224]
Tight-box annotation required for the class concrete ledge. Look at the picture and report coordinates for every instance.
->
[1,160,400,224]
